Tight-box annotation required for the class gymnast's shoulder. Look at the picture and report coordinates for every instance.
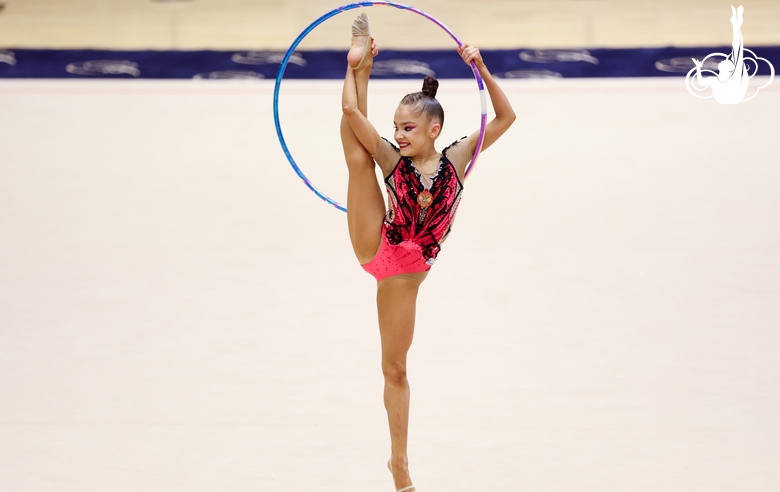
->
[372,137,402,176]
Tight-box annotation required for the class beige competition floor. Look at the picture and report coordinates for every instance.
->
[1,76,779,491]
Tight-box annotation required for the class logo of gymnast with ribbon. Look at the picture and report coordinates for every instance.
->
[685,5,774,104]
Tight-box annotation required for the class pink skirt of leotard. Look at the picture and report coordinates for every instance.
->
[361,228,432,282]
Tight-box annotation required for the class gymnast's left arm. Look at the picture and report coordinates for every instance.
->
[457,44,516,155]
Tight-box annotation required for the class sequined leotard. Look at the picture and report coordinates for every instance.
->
[361,139,465,281]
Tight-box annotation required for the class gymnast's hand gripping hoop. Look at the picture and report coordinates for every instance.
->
[273,1,488,212]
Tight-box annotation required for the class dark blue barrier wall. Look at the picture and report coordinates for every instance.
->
[0,46,777,79]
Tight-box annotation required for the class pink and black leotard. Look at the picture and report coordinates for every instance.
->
[362,139,466,282]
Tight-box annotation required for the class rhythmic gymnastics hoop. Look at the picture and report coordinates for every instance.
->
[273,1,487,212]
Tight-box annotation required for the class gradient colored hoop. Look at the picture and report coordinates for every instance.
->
[273,1,487,212]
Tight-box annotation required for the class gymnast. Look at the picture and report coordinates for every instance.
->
[340,13,515,492]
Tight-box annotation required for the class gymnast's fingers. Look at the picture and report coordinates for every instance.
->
[461,45,482,65]
[458,44,475,63]
[469,47,483,65]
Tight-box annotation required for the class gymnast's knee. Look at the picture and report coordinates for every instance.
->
[382,360,408,386]
[344,150,374,170]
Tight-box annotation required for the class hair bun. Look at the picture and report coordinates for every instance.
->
[421,76,439,98]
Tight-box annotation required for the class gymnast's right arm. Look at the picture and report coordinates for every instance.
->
[342,66,381,155]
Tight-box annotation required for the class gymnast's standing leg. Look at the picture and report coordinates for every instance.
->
[340,14,422,492]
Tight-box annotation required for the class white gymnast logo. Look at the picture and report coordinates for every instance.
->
[499,69,562,79]
[685,5,774,104]
[193,70,264,80]
[520,49,599,65]
[232,51,307,67]
[0,49,16,65]
[66,60,141,77]
[372,60,435,77]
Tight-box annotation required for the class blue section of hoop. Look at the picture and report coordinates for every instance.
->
[273,1,487,212]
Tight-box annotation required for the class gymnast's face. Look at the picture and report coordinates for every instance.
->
[393,104,441,157]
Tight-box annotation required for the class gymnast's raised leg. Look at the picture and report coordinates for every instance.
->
[341,16,384,264]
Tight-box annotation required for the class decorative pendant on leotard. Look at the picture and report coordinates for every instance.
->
[417,190,433,209]
[416,189,432,224]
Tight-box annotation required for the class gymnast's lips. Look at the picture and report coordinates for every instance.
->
[398,142,410,149]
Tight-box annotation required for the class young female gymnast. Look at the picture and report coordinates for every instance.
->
[340,13,515,492]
